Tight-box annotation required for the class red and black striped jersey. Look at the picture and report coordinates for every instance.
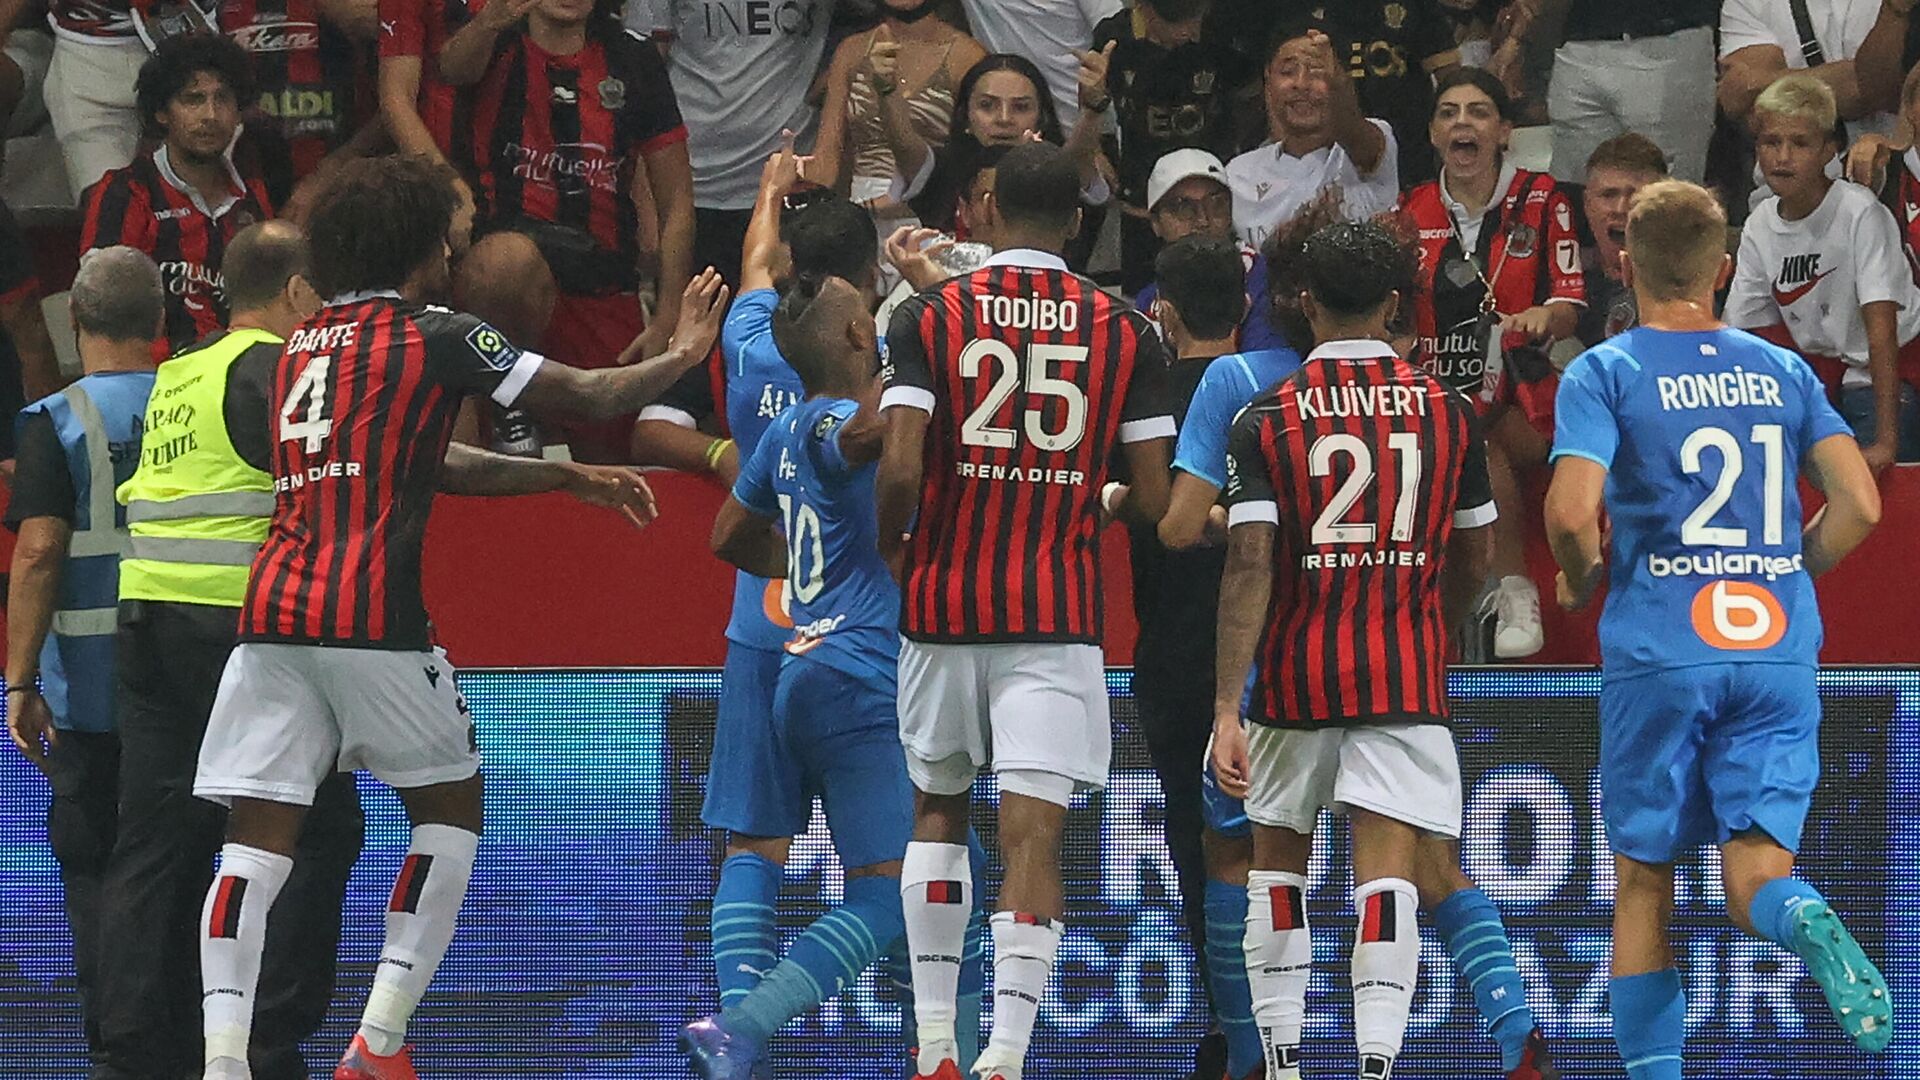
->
[466,26,685,272]
[241,295,545,649]
[78,148,273,354]
[881,248,1176,644]
[379,0,483,158]
[222,0,371,207]
[1221,339,1495,728]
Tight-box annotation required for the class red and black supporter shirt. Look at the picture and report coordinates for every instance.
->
[79,147,273,353]
[467,26,686,273]
[241,295,545,649]
[1221,339,1495,729]
[1894,149,1920,283]
[1401,164,1583,409]
[880,248,1176,645]
[379,0,482,157]
[223,0,371,207]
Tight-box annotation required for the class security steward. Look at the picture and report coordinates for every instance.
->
[87,221,368,1080]
[4,246,161,1057]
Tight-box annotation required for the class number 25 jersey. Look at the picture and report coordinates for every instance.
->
[882,249,1175,645]
[242,294,546,650]
[1551,327,1853,674]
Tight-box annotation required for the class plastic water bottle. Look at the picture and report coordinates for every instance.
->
[491,402,542,457]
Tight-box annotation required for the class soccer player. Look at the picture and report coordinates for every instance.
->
[878,141,1176,1080]
[79,33,272,354]
[1177,212,1557,1080]
[685,272,914,1077]
[1547,179,1890,1078]
[188,154,728,1080]
[1726,74,1920,469]
[1124,234,1300,1080]
[1210,221,1501,1080]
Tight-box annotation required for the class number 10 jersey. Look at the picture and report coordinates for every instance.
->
[882,250,1175,644]
[242,294,546,649]
[1552,326,1854,675]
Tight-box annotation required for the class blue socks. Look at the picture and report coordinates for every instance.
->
[1203,879,1263,1079]
[1749,876,1823,949]
[1611,968,1685,1079]
[724,873,906,1044]
[1433,887,1534,1071]
[712,852,782,1009]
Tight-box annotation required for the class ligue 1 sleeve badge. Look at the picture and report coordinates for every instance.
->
[597,76,626,111]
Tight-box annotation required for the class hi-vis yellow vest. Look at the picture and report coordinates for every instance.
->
[116,328,277,607]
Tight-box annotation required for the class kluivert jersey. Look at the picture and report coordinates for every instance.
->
[720,287,806,652]
[734,396,901,689]
[1552,326,1853,674]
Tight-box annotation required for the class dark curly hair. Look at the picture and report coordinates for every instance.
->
[1300,220,1419,319]
[135,32,252,141]
[305,155,462,298]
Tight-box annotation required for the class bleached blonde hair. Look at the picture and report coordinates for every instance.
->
[1753,73,1839,137]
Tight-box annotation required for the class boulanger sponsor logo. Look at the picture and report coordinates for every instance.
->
[1646,549,1804,582]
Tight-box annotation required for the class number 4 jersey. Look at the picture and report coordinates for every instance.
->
[1552,326,1853,674]
[882,249,1175,644]
[242,294,545,649]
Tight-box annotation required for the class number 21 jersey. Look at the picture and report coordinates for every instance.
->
[882,249,1175,644]
[1552,327,1853,674]
[242,294,546,649]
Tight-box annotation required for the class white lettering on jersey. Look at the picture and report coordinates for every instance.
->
[973,295,1079,333]
[1654,369,1786,412]
[1295,383,1429,420]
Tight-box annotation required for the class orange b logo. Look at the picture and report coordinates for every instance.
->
[1689,580,1787,650]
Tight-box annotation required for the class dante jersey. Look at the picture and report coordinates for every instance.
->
[1552,327,1853,674]
[1172,347,1305,489]
[1726,179,1920,386]
[733,396,900,688]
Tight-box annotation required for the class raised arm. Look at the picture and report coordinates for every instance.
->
[1310,30,1385,175]
[516,268,729,419]
[742,132,804,295]
[1801,432,1883,576]
[439,0,535,86]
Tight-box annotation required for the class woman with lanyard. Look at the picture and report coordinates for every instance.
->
[1400,66,1585,660]
[884,51,1113,246]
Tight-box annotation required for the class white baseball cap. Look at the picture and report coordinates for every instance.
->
[1147,148,1230,212]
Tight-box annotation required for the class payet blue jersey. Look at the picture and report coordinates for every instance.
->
[734,396,901,688]
[1552,327,1853,675]
[721,288,806,651]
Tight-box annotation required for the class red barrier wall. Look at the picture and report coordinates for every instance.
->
[416,469,1920,668]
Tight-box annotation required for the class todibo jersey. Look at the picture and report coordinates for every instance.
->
[1552,326,1853,675]
[734,396,900,688]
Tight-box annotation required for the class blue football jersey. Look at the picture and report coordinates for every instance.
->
[1171,347,1304,488]
[720,288,807,652]
[733,396,901,688]
[1552,327,1854,674]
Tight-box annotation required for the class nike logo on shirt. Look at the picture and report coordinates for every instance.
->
[1772,268,1833,307]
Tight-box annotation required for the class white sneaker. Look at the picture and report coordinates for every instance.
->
[1493,575,1545,658]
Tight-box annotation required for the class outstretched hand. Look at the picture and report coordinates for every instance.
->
[1076,40,1116,112]
[668,267,732,361]
[563,463,659,530]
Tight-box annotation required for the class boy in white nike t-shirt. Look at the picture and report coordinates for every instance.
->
[1726,73,1920,468]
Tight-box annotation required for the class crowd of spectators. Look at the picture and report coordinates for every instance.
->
[0,0,1915,660]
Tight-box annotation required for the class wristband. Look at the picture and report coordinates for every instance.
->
[6,681,36,694]
[704,437,734,471]
[1101,481,1125,515]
